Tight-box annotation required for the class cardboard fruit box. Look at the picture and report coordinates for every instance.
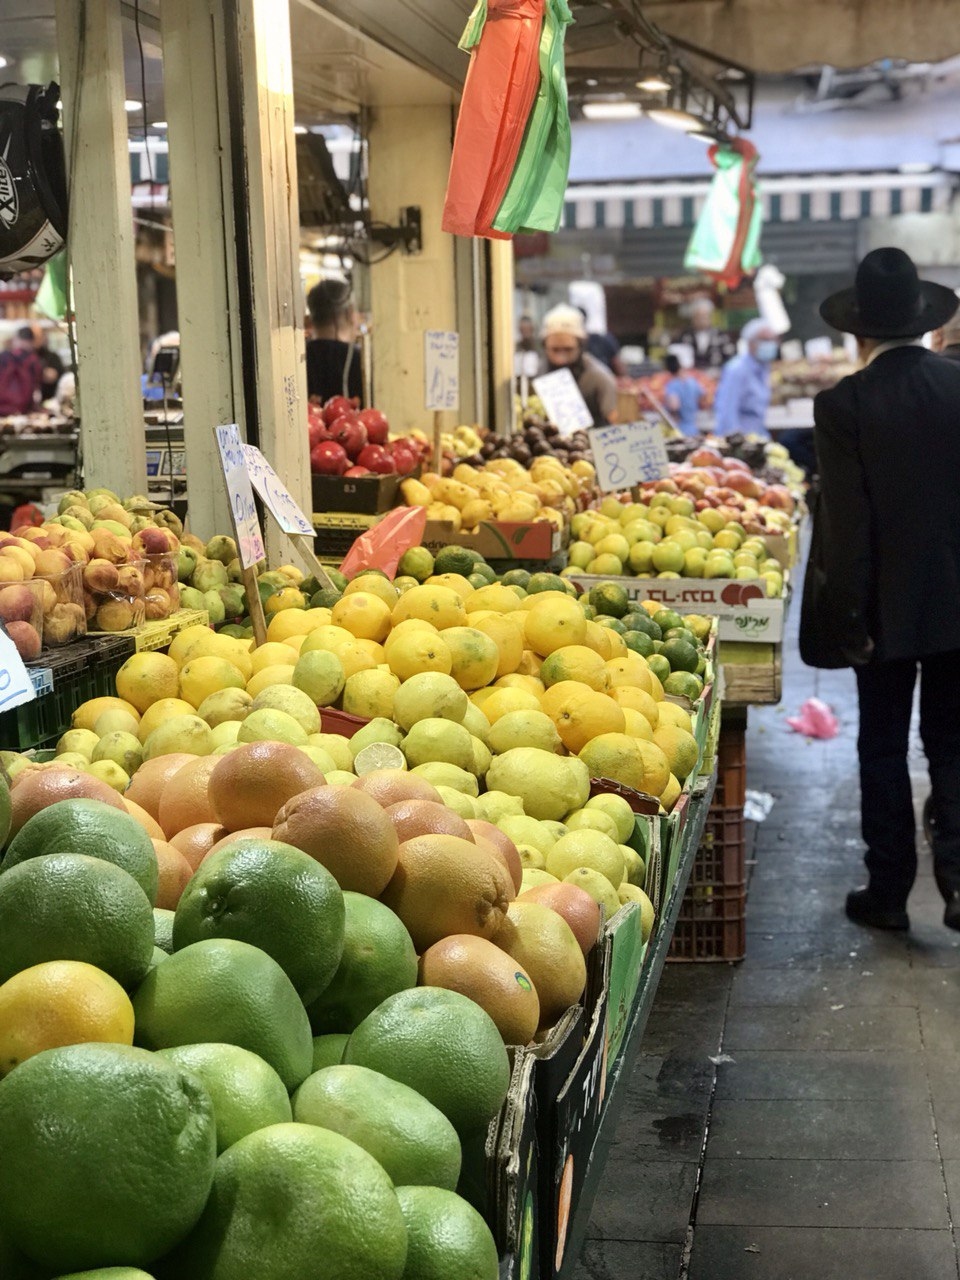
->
[421,519,563,562]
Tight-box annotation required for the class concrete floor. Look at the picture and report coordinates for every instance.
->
[573,614,960,1279]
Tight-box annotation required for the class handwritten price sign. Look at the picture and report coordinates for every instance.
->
[589,419,670,493]
[215,424,265,569]
[0,628,36,712]
[242,444,314,537]
[424,331,460,412]
[532,368,594,436]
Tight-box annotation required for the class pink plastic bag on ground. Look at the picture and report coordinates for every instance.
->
[339,507,427,580]
[786,698,839,739]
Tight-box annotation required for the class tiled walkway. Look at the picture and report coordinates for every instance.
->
[573,616,960,1279]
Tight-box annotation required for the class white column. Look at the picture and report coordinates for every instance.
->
[160,0,241,541]
[56,0,147,497]
[489,238,517,437]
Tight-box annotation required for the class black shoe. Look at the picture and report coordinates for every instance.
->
[845,888,909,931]
[944,893,960,933]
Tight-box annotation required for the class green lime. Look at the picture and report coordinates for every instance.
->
[51,1268,156,1279]
[622,612,661,640]
[293,1064,461,1190]
[343,987,510,1134]
[327,569,348,592]
[653,608,683,633]
[588,582,629,618]
[133,938,313,1091]
[312,1033,349,1071]
[663,671,704,700]
[663,626,699,648]
[467,573,488,590]
[173,838,344,1005]
[306,892,417,1034]
[0,1043,215,1273]
[499,569,530,589]
[164,1123,408,1280]
[661,638,700,674]
[526,572,567,595]
[397,548,435,582]
[2,800,159,905]
[648,654,671,685]
[0,854,153,989]
[623,630,654,657]
[395,1186,498,1280]
[153,908,174,954]
[433,547,476,577]
[596,617,627,635]
[309,588,342,608]
[471,561,497,584]
[158,1043,292,1153]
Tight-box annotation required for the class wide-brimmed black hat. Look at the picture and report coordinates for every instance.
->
[820,247,958,338]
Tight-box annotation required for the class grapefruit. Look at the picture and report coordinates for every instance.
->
[7,769,124,841]
[351,768,441,807]
[123,798,165,841]
[293,1064,461,1190]
[418,935,539,1045]
[272,786,399,897]
[170,823,229,871]
[157,1043,292,1153]
[465,819,522,893]
[124,754,197,820]
[151,840,193,910]
[157,756,220,838]
[306,892,417,1035]
[0,1043,215,1271]
[396,1186,498,1280]
[0,855,154,989]
[173,838,344,1004]
[380,834,514,953]
[132,938,313,1090]
[208,741,325,831]
[344,987,510,1133]
[517,882,601,955]
[494,901,587,1028]
[3,799,159,904]
[385,798,473,844]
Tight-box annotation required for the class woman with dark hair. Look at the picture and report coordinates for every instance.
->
[305,278,363,404]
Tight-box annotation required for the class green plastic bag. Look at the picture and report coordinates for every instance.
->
[684,139,762,287]
[492,0,572,235]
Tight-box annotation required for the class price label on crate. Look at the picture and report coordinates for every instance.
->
[589,419,670,492]
[0,627,37,712]
[242,444,314,537]
[215,424,265,568]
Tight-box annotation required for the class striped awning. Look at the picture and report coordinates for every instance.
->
[563,170,955,231]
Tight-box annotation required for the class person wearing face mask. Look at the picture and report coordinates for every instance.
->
[712,318,779,437]
[800,248,960,934]
[540,304,618,426]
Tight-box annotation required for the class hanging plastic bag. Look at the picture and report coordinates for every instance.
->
[339,506,427,580]
[442,0,545,239]
[684,138,762,288]
[786,698,839,740]
[493,0,573,235]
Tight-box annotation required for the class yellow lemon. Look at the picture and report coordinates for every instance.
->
[115,652,180,713]
[245,664,296,698]
[481,687,542,725]
[470,614,524,678]
[466,584,523,614]
[251,642,301,674]
[581,620,614,659]
[621,707,654,741]
[391,585,467,631]
[656,702,694,734]
[495,673,545,697]
[283,635,308,655]
[343,573,398,607]
[342,669,401,719]
[441,626,500,691]
[353,638,386,664]
[424,573,475,600]
[523,594,588,656]
[514,649,542,677]
[385,630,453,681]
[337,641,378,680]
[136,697,197,743]
[540,679,595,721]
[660,773,682,810]
[168,623,216,668]
[610,684,660,728]
[635,739,671,796]
[652,724,700,781]
[71,697,140,734]
[331,592,392,642]
[0,961,134,1076]
[540,646,610,692]
[578,733,647,791]
[178,657,246,709]
[605,655,653,694]
[554,690,626,754]
[301,625,357,656]
[265,609,316,644]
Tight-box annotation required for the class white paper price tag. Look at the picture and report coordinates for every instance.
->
[532,368,594,435]
[215,424,265,568]
[242,444,314,537]
[0,629,37,712]
[590,419,670,492]
[424,331,460,412]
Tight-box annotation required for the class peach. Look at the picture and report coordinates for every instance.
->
[44,603,83,646]
[82,590,97,621]
[144,589,172,620]
[83,559,121,594]
[98,503,133,529]
[116,564,145,597]
[36,580,57,613]
[62,541,90,566]
[0,585,39,624]
[33,549,72,580]
[133,527,179,557]
[166,583,181,611]
[90,529,129,565]
[1,547,35,576]
[6,621,41,660]
[16,528,50,546]
[95,599,135,631]
[0,557,24,584]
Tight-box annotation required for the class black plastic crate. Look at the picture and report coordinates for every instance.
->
[689,804,746,887]
[714,722,747,808]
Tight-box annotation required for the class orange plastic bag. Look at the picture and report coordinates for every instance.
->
[339,507,427,580]
[442,0,545,239]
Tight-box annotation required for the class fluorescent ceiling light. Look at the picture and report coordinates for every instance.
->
[637,74,671,93]
[582,101,642,121]
[151,121,168,130]
[898,161,933,174]
[124,99,142,112]
[647,107,706,132]
[0,57,8,70]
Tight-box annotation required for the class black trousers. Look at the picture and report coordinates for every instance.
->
[856,650,960,908]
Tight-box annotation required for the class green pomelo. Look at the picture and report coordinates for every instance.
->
[312,1033,349,1071]
[396,1186,498,1280]
[158,1044,292,1153]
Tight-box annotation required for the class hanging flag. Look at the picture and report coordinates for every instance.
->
[684,138,762,288]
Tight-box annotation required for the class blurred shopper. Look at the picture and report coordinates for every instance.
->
[516,314,537,355]
[31,324,64,400]
[712,319,779,436]
[577,306,625,376]
[0,327,42,415]
[541,304,618,425]
[677,297,736,370]
[662,353,703,436]
[801,247,960,933]
[306,278,362,404]
[931,300,960,364]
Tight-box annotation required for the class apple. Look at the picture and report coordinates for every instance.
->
[357,444,395,474]
[311,441,349,475]
[330,415,368,459]
[357,408,389,445]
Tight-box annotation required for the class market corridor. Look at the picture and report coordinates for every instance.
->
[574,618,960,1279]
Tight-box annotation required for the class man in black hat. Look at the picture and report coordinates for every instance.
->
[801,247,960,933]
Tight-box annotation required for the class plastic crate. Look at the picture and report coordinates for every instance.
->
[670,885,746,962]
[714,722,747,808]
[692,805,746,886]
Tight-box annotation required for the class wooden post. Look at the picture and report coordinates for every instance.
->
[160,0,243,542]
[243,565,268,647]
[488,238,517,438]
[432,411,443,475]
[56,0,148,497]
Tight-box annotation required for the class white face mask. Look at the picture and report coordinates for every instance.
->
[755,340,779,363]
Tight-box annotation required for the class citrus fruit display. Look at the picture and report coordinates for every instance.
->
[157,1043,292,1152]
[395,1185,499,1280]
